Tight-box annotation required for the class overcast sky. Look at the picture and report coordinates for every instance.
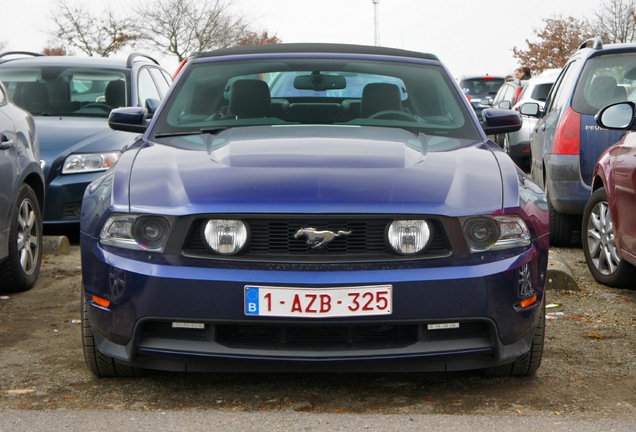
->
[2,0,602,76]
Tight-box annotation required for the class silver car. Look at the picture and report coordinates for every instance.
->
[492,70,560,172]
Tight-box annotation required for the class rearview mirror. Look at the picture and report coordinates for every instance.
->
[294,71,346,91]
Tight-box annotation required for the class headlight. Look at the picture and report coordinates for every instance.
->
[100,214,174,252]
[62,151,121,174]
[203,219,248,255]
[387,219,431,255]
[461,215,530,252]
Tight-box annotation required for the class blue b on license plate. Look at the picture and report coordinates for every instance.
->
[244,285,392,318]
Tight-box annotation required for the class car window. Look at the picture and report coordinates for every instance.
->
[0,67,126,116]
[269,72,408,99]
[153,58,479,145]
[543,61,577,115]
[572,53,636,115]
[530,83,553,102]
[149,67,172,98]
[137,67,162,106]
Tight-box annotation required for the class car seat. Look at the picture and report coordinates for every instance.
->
[360,83,402,117]
[589,76,627,108]
[228,79,271,118]
[104,80,126,108]
[17,82,52,114]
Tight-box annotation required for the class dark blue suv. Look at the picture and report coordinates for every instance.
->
[527,38,636,246]
[0,52,172,237]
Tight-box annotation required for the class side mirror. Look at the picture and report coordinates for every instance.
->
[145,98,161,115]
[498,100,512,110]
[480,96,493,107]
[520,102,540,117]
[480,108,522,135]
[108,107,149,133]
[595,101,636,130]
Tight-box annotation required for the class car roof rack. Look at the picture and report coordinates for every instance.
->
[126,52,160,68]
[579,37,603,50]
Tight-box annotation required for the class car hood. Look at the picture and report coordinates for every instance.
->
[125,126,505,216]
[35,116,133,174]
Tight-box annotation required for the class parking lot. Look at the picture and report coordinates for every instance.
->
[1,240,635,419]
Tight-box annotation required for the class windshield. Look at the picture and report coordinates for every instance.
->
[152,57,478,141]
[0,66,127,117]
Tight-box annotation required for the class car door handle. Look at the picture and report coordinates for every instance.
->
[0,135,14,150]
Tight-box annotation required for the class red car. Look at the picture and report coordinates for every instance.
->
[583,101,636,288]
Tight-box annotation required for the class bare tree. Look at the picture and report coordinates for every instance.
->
[586,0,636,43]
[134,0,251,62]
[49,0,139,57]
[513,16,593,73]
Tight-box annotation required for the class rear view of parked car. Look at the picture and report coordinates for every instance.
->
[491,70,559,172]
[0,81,45,293]
[0,52,172,237]
[458,74,505,118]
[526,38,636,246]
[80,43,549,378]
[582,102,636,288]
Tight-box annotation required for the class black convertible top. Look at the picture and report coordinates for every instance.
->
[195,43,439,61]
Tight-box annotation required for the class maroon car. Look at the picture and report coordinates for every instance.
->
[582,101,636,288]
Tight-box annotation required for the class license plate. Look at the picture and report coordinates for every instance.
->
[244,285,392,318]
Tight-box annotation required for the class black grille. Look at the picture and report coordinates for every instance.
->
[216,323,418,350]
[137,321,492,352]
[182,217,450,262]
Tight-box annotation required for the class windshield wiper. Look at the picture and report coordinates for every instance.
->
[154,127,228,138]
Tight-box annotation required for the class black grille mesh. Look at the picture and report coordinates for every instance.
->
[182,217,450,262]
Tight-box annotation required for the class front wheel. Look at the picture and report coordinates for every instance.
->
[582,187,636,288]
[484,301,545,377]
[546,182,575,247]
[0,184,42,293]
[81,294,145,377]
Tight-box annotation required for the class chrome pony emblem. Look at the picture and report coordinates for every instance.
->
[294,227,352,249]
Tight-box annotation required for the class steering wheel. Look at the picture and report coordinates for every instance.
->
[81,103,113,112]
[368,110,418,121]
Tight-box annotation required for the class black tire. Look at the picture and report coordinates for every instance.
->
[0,184,42,293]
[546,183,574,247]
[582,187,636,288]
[485,301,545,377]
[81,294,144,377]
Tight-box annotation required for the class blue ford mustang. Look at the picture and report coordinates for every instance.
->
[80,44,549,377]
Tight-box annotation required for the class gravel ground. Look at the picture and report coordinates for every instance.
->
[0,242,635,419]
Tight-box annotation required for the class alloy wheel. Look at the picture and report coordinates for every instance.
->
[16,197,40,276]
[585,199,620,276]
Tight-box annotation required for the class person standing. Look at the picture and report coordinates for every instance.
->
[514,67,532,84]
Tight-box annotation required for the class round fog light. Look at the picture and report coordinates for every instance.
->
[203,219,248,255]
[387,219,431,255]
